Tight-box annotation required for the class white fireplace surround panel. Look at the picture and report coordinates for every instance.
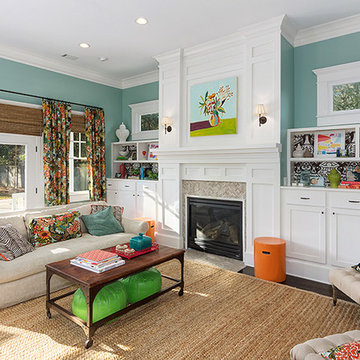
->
[155,146,281,267]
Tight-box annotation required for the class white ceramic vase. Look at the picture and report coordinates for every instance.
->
[116,122,130,142]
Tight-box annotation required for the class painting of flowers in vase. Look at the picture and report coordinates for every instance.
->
[190,77,237,137]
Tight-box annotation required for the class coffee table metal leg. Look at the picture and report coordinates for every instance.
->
[178,253,184,296]
[46,269,53,319]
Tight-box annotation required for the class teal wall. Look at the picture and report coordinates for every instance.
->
[294,31,360,128]
[0,57,159,177]
[281,36,294,183]
[121,82,159,140]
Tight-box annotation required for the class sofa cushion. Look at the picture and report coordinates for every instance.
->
[0,232,133,284]
[24,205,70,236]
[81,207,124,236]
[29,211,82,247]
[75,204,92,233]
[0,214,28,240]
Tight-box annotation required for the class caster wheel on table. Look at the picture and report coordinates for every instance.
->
[178,288,184,296]
[85,339,93,349]
[46,309,52,319]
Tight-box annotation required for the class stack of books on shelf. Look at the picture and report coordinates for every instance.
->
[70,249,125,273]
[338,181,360,189]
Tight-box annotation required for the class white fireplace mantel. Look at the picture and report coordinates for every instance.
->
[154,143,281,164]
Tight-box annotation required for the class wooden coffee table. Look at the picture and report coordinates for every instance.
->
[45,245,185,348]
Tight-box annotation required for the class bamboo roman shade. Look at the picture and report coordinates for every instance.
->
[0,103,85,136]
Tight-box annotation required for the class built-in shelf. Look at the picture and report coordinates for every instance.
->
[111,139,159,180]
[290,157,360,163]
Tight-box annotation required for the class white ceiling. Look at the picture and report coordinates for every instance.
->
[1,0,360,87]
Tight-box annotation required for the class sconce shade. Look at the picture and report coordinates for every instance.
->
[255,104,266,116]
[161,117,173,126]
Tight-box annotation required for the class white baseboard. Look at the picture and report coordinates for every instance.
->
[156,232,182,249]
[243,251,254,266]
[286,258,331,284]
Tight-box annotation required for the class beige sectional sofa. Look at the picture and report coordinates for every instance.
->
[0,201,148,308]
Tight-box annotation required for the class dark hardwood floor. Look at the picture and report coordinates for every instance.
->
[239,266,354,303]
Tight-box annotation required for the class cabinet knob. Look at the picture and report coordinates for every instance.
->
[132,194,135,197]
[332,212,335,215]
[349,200,360,204]
[300,197,310,200]
[321,211,324,215]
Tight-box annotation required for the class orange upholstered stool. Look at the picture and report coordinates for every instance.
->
[254,237,286,282]
[133,217,155,243]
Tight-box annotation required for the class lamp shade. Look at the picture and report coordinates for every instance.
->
[255,104,266,116]
[161,117,173,126]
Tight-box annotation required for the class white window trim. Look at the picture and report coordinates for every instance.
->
[313,61,360,126]
[69,132,89,202]
[129,100,159,140]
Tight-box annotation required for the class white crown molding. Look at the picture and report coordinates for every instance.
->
[0,45,124,89]
[154,49,182,65]
[295,13,360,47]
[121,70,159,89]
[281,15,297,46]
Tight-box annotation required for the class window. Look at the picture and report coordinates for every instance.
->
[129,100,159,140]
[333,82,360,112]
[314,61,360,126]
[0,133,42,212]
[70,132,89,202]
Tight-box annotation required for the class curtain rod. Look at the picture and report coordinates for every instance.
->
[0,89,103,110]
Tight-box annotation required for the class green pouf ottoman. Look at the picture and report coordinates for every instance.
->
[121,267,162,303]
[72,280,127,323]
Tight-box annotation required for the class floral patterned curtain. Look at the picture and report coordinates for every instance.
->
[42,100,71,206]
[85,107,106,201]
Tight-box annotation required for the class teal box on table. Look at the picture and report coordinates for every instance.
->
[130,233,152,251]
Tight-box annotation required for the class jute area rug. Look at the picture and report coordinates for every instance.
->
[0,260,359,360]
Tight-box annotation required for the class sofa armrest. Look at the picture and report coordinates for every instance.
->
[122,217,149,235]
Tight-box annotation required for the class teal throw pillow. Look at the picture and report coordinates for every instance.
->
[81,206,124,236]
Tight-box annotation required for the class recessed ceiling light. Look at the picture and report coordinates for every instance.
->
[99,57,108,62]
[79,42,90,48]
[135,17,148,25]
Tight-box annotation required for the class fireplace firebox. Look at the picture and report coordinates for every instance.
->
[187,197,243,260]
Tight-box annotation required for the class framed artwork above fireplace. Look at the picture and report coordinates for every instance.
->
[189,77,237,137]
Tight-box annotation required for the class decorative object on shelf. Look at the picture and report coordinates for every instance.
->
[148,144,158,160]
[161,117,173,134]
[140,166,145,180]
[303,148,313,158]
[255,104,267,127]
[328,168,341,188]
[142,150,147,157]
[115,244,128,251]
[116,122,130,142]
[309,175,325,187]
[299,170,311,186]
[347,165,360,181]
[119,163,126,179]
[315,130,345,158]
[293,144,305,158]
[117,145,129,160]
[190,77,237,137]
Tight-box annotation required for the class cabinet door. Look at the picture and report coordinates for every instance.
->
[136,182,157,219]
[330,207,360,267]
[106,189,119,206]
[118,190,136,219]
[282,204,326,264]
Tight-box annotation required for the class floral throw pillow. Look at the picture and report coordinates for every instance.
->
[29,211,82,247]
[321,341,360,359]
[91,205,124,225]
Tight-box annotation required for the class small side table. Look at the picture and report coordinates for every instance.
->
[254,237,286,282]
[134,217,155,242]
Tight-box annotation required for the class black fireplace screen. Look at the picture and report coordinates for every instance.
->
[187,197,243,260]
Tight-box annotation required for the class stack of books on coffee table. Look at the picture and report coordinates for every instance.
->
[70,249,125,273]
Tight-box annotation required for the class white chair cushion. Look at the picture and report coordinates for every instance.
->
[290,330,360,360]
[329,267,360,304]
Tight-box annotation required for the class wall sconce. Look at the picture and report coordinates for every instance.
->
[255,104,267,127]
[161,117,173,134]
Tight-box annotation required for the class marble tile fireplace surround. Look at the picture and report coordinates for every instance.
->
[155,145,281,267]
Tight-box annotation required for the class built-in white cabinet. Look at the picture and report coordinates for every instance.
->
[281,187,360,283]
[106,179,157,220]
